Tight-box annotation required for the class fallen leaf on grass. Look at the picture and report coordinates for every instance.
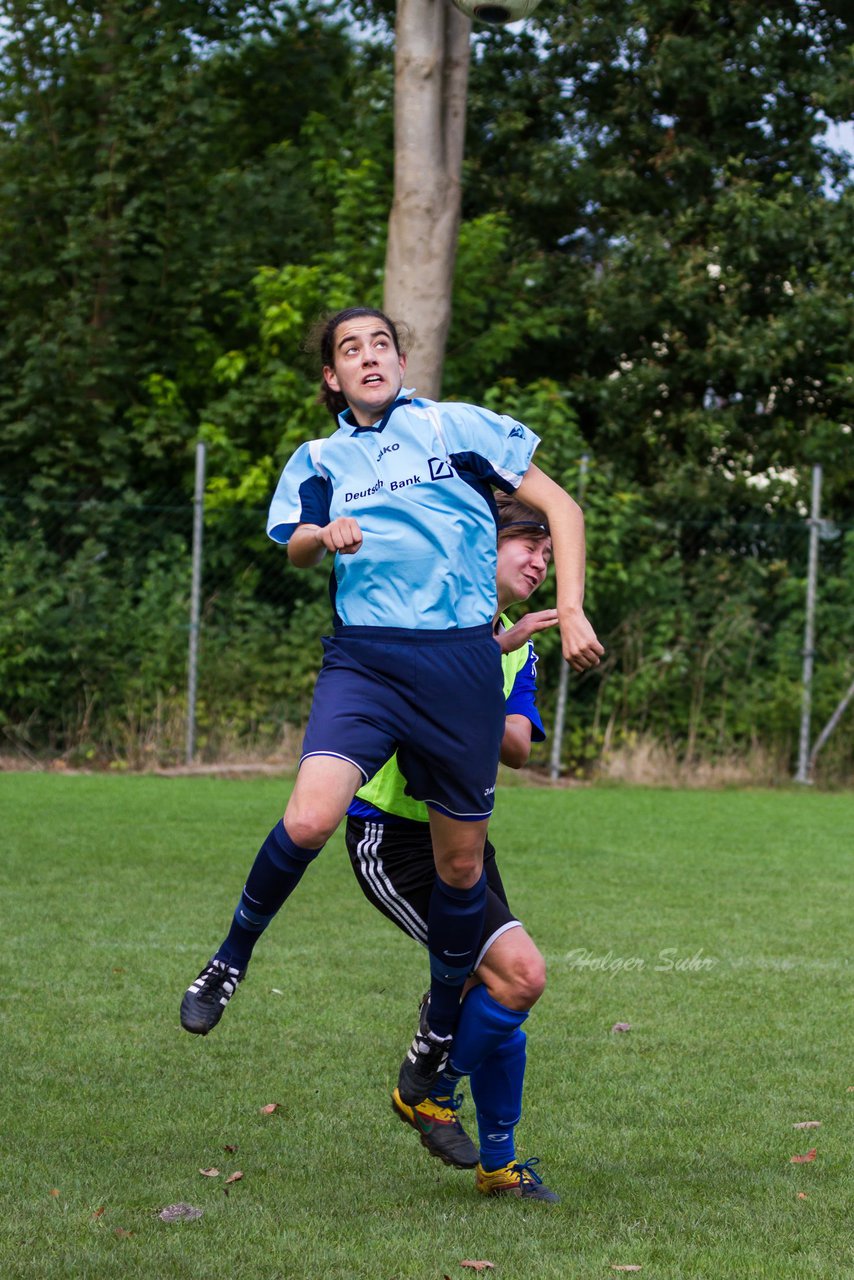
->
[158,1203,203,1222]
[611,1022,632,1034]
[798,1192,808,1200]
[460,1263,494,1272]
[199,1167,220,1177]
[115,1229,134,1238]
[260,1103,280,1114]
[793,1121,821,1129]
[790,1149,817,1164]
[224,1171,243,1185]
[224,1144,238,1153]
[848,1086,854,1092]
[92,1207,105,1219]
[49,1189,59,1198]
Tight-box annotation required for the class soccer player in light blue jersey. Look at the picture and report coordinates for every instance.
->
[180,307,602,1109]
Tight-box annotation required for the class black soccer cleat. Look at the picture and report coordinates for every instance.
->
[391,1086,479,1168]
[180,958,245,1035]
[397,1026,454,1106]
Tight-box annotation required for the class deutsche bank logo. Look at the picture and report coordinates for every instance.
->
[508,425,525,439]
[428,457,454,480]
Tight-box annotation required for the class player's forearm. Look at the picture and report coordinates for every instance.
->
[515,464,603,671]
[515,465,586,614]
[287,525,327,567]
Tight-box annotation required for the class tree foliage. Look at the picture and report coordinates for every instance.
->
[0,0,852,776]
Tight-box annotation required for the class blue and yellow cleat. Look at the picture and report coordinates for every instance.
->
[475,1157,560,1202]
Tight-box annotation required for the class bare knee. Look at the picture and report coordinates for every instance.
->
[283,803,337,849]
[284,757,360,849]
[512,951,546,1008]
[435,852,483,890]
[479,934,547,1010]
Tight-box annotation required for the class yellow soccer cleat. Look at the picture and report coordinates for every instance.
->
[475,1157,560,1202]
[392,1086,479,1168]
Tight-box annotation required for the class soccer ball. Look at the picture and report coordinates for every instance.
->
[451,0,543,24]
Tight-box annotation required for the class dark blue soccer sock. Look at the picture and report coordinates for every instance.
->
[215,820,322,968]
[470,1025,527,1172]
[426,870,487,1037]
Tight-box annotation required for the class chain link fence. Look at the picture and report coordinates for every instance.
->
[1,459,852,781]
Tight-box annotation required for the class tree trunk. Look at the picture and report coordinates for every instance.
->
[384,0,471,399]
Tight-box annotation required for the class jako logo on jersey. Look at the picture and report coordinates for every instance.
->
[483,784,496,797]
[428,457,454,480]
[376,441,400,461]
[508,425,525,439]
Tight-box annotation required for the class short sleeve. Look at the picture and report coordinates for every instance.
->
[267,441,332,544]
[437,402,540,493]
[504,640,546,741]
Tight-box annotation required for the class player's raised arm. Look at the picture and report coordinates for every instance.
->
[287,517,363,566]
[514,463,604,673]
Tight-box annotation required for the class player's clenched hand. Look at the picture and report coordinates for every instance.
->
[559,607,604,672]
[318,517,363,555]
[496,609,559,655]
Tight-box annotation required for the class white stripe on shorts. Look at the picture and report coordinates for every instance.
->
[474,919,523,971]
[355,822,429,946]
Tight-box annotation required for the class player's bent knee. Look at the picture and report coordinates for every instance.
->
[435,853,483,889]
[514,951,547,1007]
[282,805,337,849]
[481,936,547,1010]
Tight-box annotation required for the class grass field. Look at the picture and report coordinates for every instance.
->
[1,774,851,1280]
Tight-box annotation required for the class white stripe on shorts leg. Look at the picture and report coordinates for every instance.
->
[356,822,429,946]
[358,822,429,945]
[299,750,368,784]
[474,919,523,972]
[422,797,494,820]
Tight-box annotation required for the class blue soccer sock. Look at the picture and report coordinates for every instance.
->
[215,820,322,968]
[448,984,529,1076]
[431,983,528,1101]
[426,870,487,1037]
[470,1025,527,1172]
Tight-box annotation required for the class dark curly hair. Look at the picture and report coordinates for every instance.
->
[312,307,407,421]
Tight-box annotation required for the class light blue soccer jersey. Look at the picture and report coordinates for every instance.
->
[267,395,540,630]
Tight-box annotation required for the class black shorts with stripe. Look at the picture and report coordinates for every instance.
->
[344,814,520,968]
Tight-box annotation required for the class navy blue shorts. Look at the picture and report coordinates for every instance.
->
[300,624,504,820]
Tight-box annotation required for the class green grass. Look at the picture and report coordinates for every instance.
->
[1,774,851,1279]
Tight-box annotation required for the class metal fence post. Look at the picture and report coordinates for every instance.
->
[550,453,589,781]
[186,440,206,765]
[794,463,822,784]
